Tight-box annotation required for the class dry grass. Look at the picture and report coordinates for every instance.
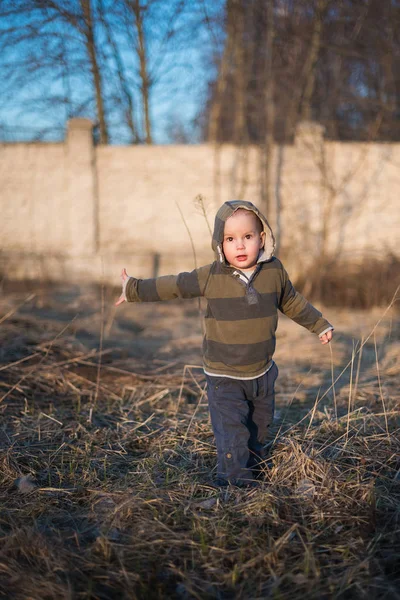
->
[0,285,399,599]
[294,253,400,309]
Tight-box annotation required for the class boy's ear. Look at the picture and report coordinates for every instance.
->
[259,230,266,248]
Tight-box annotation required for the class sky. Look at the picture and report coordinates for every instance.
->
[0,0,225,144]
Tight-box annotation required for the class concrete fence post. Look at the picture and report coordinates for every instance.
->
[66,118,97,256]
[291,121,327,269]
[295,121,325,154]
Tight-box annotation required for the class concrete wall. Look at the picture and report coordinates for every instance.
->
[1,118,399,284]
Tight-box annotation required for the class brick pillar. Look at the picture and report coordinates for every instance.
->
[66,118,97,255]
[290,121,327,269]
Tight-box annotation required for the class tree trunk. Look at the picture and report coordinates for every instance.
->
[260,0,274,219]
[300,0,327,122]
[208,0,235,143]
[233,0,246,147]
[132,0,152,144]
[99,0,139,143]
[231,0,250,199]
[208,0,236,207]
[80,0,108,144]
[285,0,327,140]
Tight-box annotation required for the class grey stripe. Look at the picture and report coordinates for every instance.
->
[206,292,278,321]
[280,280,294,304]
[213,215,226,244]
[205,338,276,366]
[259,258,280,271]
[137,278,160,302]
[177,271,201,298]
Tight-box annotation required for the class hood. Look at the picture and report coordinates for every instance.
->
[212,200,276,265]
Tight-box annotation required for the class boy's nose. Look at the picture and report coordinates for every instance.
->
[237,239,245,249]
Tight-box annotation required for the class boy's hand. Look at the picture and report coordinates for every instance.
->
[320,330,333,345]
[115,268,129,306]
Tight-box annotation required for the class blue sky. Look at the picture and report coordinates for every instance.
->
[0,0,225,144]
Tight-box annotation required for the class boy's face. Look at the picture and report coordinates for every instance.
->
[223,210,265,270]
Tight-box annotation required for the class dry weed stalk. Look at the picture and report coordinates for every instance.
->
[92,258,106,423]
[344,340,356,447]
[175,201,198,270]
[374,332,390,443]
[0,292,36,325]
[353,335,364,406]
[329,342,337,419]
[194,194,212,237]
[175,200,205,337]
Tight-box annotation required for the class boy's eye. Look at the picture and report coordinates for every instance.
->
[225,237,233,242]
[245,234,252,239]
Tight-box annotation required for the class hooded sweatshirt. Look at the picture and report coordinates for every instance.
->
[125,200,332,379]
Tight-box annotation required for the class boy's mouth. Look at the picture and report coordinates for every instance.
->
[236,255,247,261]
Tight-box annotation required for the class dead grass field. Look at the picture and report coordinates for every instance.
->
[0,283,399,599]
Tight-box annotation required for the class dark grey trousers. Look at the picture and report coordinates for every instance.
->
[206,363,278,485]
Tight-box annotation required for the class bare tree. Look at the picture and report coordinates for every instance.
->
[201,0,400,144]
[80,0,109,143]
[129,0,152,144]
[260,0,275,217]
[2,0,400,145]
[207,0,236,144]
[0,1,109,141]
[0,0,199,144]
[98,0,139,143]
[119,0,191,145]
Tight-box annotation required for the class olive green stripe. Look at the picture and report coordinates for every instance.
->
[197,264,213,295]
[206,273,248,298]
[204,357,273,377]
[155,275,180,300]
[206,315,277,345]
[206,265,282,298]
[254,269,283,294]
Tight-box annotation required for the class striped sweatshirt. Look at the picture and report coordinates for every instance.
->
[125,200,332,379]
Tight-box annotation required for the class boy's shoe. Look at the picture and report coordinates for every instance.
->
[213,477,230,487]
[253,458,274,480]
[235,479,260,489]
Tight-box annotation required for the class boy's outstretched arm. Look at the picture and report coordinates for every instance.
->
[278,265,333,344]
[115,264,212,306]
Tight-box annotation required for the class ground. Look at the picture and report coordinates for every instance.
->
[0,283,399,599]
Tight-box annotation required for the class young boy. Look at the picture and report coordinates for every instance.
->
[116,200,333,487]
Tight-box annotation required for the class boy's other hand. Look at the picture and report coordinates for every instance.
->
[115,268,129,306]
[320,330,333,345]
